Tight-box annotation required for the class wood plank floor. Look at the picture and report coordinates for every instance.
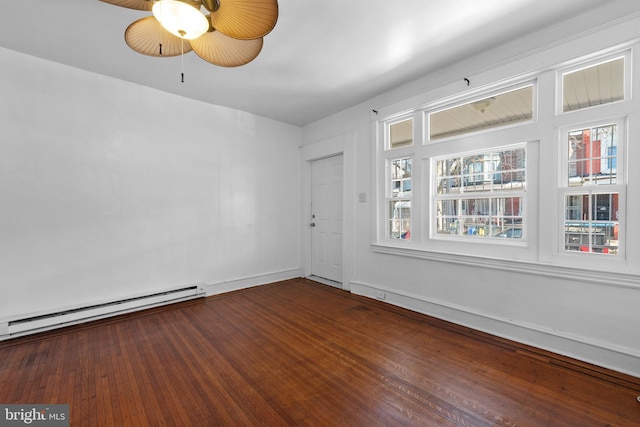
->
[1,278,639,426]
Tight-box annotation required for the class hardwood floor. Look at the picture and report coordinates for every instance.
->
[1,278,639,426]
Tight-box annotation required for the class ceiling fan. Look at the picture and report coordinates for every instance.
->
[100,0,278,68]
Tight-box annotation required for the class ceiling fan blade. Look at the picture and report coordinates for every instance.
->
[190,30,263,67]
[125,16,194,57]
[99,0,154,11]
[210,0,278,40]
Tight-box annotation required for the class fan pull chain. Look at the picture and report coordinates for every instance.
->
[181,38,185,83]
[159,43,163,55]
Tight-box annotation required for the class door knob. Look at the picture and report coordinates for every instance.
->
[310,222,316,227]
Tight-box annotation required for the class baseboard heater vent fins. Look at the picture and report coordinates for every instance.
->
[3,284,205,339]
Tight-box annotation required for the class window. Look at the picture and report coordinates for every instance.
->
[375,45,634,271]
[389,118,413,149]
[561,121,624,255]
[434,146,526,239]
[383,116,414,240]
[562,57,624,112]
[564,193,619,254]
[388,157,412,239]
[378,86,534,248]
[429,85,533,140]
[567,123,618,186]
[559,52,628,257]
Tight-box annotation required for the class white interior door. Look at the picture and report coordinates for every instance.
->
[311,155,343,284]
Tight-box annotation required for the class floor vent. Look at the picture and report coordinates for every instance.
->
[3,284,205,339]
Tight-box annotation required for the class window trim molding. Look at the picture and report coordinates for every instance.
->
[555,49,632,116]
[371,244,640,291]
[373,39,637,273]
[386,116,415,151]
[558,118,626,188]
[556,185,626,259]
[386,155,414,240]
[430,142,528,242]
[556,114,627,260]
[426,81,538,144]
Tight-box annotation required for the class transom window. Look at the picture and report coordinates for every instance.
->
[429,85,533,141]
[562,57,625,112]
[388,118,413,149]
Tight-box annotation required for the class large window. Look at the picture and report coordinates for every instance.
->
[435,146,526,239]
[376,46,634,269]
[427,84,534,243]
[558,53,628,257]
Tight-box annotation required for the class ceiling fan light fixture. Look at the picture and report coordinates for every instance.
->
[152,0,209,40]
[102,0,279,69]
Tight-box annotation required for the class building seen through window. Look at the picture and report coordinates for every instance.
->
[435,147,526,239]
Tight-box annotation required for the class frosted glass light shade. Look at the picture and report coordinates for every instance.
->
[152,0,209,40]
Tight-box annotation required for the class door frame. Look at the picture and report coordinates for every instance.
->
[301,132,356,291]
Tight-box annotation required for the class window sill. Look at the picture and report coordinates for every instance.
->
[371,243,640,290]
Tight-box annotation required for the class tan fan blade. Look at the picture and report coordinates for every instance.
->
[100,0,204,12]
[125,17,194,57]
[190,29,263,66]
[99,0,153,11]
[210,0,278,40]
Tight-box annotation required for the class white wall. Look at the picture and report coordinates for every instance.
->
[302,2,640,376]
[0,47,302,322]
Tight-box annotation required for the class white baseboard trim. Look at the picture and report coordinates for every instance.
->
[306,275,343,289]
[204,268,302,296]
[350,279,640,378]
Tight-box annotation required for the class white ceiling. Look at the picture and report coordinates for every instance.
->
[0,0,616,126]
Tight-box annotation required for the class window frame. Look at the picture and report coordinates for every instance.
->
[559,119,626,188]
[552,50,632,264]
[426,82,537,144]
[373,42,635,274]
[557,118,627,258]
[431,142,528,243]
[556,51,632,116]
[379,113,417,242]
[386,116,414,150]
[386,156,413,240]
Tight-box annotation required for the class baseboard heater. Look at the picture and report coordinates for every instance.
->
[2,284,206,339]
